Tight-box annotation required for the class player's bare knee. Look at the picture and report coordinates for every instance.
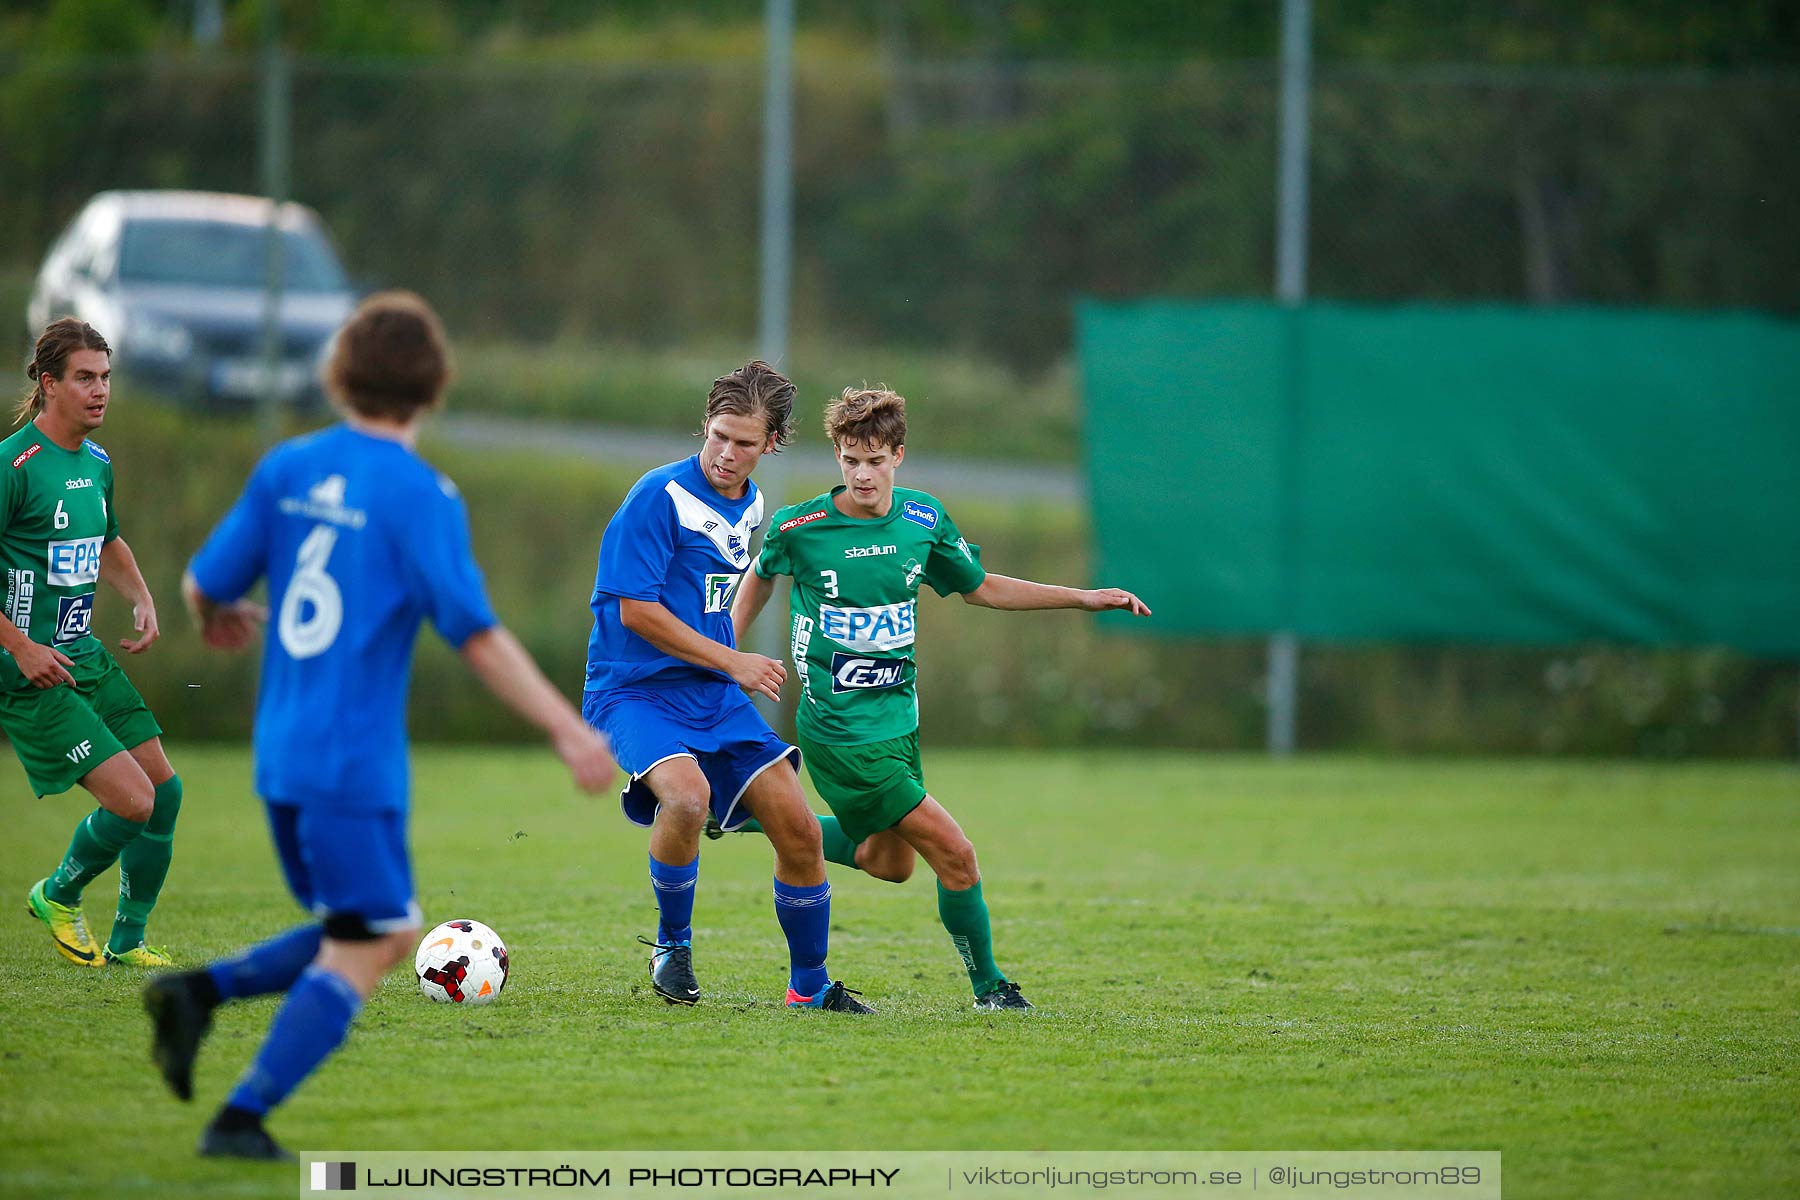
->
[767,814,825,878]
[100,786,153,823]
[655,790,711,831]
[765,812,823,860]
[935,837,980,890]
[865,854,914,884]
[851,836,905,882]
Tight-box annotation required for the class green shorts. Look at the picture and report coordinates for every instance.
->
[797,730,927,844]
[0,648,162,797]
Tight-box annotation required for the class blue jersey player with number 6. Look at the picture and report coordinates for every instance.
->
[142,293,615,1161]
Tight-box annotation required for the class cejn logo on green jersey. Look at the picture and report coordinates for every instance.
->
[830,652,905,693]
[819,601,915,652]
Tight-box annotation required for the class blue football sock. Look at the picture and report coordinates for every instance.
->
[206,924,324,1002]
[772,876,831,998]
[226,965,361,1116]
[649,852,698,945]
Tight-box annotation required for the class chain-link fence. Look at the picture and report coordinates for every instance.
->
[5,56,1794,360]
[1,53,1794,754]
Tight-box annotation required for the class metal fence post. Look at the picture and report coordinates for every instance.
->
[257,0,289,450]
[1267,0,1312,756]
[755,0,797,727]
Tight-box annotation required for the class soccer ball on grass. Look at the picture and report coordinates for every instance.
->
[415,919,510,1004]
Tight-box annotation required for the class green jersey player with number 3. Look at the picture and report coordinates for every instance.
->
[732,387,1150,1011]
[5,319,185,968]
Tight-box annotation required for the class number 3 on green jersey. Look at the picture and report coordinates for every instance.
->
[753,487,984,745]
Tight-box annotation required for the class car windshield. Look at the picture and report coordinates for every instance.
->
[118,218,348,292]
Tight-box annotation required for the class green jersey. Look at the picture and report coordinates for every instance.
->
[0,422,119,689]
[755,486,985,745]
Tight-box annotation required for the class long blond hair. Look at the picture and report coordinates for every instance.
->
[20,318,110,425]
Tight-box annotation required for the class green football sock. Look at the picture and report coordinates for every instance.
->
[111,774,182,952]
[45,807,146,905]
[937,878,1007,996]
[817,815,861,870]
[733,815,861,870]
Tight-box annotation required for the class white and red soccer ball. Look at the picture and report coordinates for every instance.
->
[415,919,510,1005]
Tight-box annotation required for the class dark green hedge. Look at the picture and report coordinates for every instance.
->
[69,403,1798,758]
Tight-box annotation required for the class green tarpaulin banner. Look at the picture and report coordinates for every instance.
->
[1078,301,1800,657]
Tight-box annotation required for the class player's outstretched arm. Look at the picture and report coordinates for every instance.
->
[100,537,159,653]
[963,573,1152,617]
[620,597,786,703]
[731,569,775,645]
[458,626,616,792]
[181,570,267,651]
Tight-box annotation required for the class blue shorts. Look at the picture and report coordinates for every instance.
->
[583,680,800,832]
[265,802,421,938]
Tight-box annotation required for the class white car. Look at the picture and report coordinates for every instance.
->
[26,190,357,408]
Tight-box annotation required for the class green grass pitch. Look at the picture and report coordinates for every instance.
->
[0,748,1795,1198]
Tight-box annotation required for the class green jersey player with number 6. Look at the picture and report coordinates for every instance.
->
[5,319,185,968]
[732,387,1150,1011]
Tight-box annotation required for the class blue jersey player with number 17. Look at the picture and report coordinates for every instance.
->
[141,293,615,1161]
[583,360,872,1014]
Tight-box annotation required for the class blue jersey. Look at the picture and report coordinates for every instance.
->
[189,424,497,812]
[584,455,763,693]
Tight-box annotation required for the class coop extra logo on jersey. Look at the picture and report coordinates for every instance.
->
[53,594,93,644]
[778,509,828,533]
[901,500,938,529]
[830,652,906,693]
[11,444,41,469]
[704,573,740,613]
[47,537,103,586]
[818,601,915,653]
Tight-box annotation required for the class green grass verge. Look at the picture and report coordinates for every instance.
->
[0,750,1795,1199]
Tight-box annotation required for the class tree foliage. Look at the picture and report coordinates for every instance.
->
[4,0,1795,64]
